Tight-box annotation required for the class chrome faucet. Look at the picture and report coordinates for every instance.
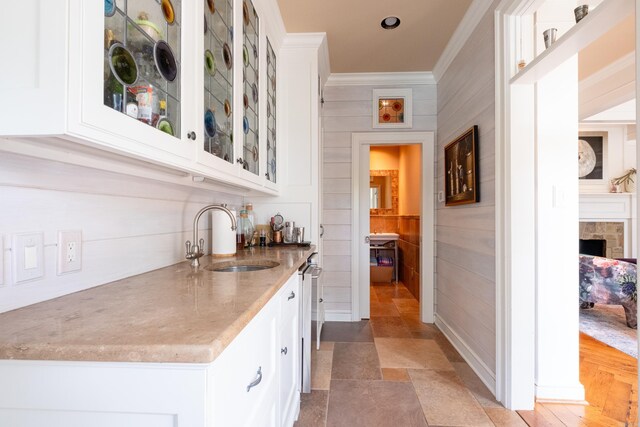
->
[186,204,237,268]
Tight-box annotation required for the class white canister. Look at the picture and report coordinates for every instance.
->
[211,208,237,256]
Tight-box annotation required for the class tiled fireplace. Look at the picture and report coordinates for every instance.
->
[579,193,636,259]
[579,221,624,258]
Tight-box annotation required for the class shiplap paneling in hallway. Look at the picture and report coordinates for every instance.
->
[434,1,499,386]
[0,150,242,313]
[321,82,437,318]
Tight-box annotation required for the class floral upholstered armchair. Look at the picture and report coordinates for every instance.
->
[579,255,637,328]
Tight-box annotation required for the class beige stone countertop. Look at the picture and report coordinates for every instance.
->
[0,246,315,364]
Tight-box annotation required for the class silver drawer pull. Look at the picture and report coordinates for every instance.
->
[288,291,295,301]
[281,346,288,355]
[319,298,323,303]
[246,367,262,392]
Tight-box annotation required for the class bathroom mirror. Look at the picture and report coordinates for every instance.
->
[370,170,398,215]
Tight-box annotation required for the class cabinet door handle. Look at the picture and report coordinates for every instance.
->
[281,347,288,355]
[187,131,196,140]
[319,298,323,303]
[237,157,244,164]
[246,366,262,392]
[320,224,325,238]
[288,291,295,301]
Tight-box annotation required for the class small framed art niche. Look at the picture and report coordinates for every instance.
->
[372,88,413,129]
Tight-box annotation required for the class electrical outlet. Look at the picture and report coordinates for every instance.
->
[57,231,82,275]
[13,232,45,283]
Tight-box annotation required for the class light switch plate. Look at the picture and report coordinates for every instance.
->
[13,232,45,284]
[57,230,82,275]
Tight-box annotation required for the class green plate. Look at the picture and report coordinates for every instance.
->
[108,43,138,86]
[156,118,174,136]
[205,49,216,76]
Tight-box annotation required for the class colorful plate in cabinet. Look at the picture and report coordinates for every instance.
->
[108,43,138,86]
[207,0,215,14]
[154,40,177,82]
[161,0,175,24]
[205,109,217,137]
[243,116,249,134]
[243,45,249,67]
[224,99,231,117]
[242,1,250,26]
[251,83,258,103]
[105,0,116,17]
[223,43,232,70]
[252,145,259,161]
[270,158,276,174]
[204,49,216,76]
[392,101,403,112]
[156,117,174,136]
[243,94,249,110]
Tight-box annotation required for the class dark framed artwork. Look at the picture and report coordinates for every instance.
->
[444,126,479,206]
[578,134,605,180]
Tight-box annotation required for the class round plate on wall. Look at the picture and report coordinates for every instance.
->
[205,49,216,76]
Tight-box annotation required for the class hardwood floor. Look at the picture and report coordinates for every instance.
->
[518,333,638,426]
[298,281,638,426]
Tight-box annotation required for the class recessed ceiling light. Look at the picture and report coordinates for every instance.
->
[381,16,401,30]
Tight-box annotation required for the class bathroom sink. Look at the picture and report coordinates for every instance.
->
[206,260,280,272]
[369,233,399,242]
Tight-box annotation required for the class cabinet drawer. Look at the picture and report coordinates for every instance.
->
[210,301,278,426]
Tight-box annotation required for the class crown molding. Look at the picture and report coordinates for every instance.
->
[325,72,436,87]
[281,32,328,49]
[432,0,494,82]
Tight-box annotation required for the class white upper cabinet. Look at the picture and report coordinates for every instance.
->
[0,0,284,194]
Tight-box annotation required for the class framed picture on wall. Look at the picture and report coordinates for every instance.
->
[578,132,607,181]
[372,88,412,129]
[444,126,479,206]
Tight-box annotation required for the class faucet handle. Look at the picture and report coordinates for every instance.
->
[199,238,205,254]
[186,240,192,254]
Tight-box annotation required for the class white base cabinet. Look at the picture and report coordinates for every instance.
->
[0,272,301,427]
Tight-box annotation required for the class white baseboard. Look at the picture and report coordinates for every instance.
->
[535,384,586,404]
[320,310,352,322]
[435,314,496,395]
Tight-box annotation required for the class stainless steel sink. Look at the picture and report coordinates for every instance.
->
[206,260,280,272]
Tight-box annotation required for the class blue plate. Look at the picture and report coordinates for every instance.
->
[243,116,249,134]
[105,0,116,17]
[205,109,217,137]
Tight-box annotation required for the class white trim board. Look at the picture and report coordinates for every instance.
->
[432,0,494,82]
[350,132,435,323]
[435,314,496,394]
[326,72,436,87]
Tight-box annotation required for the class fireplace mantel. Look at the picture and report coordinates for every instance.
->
[579,193,637,257]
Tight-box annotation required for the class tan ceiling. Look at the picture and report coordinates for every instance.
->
[276,0,473,73]
[579,14,635,80]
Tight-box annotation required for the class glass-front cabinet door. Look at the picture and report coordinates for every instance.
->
[240,0,260,179]
[72,0,194,162]
[265,37,277,186]
[202,0,234,165]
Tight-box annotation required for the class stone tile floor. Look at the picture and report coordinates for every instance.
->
[295,282,527,427]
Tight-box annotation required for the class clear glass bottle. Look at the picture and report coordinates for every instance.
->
[239,209,254,248]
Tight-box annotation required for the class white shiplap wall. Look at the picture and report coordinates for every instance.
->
[322,81,437,318]
[0,149,242,313]
[435,4,497,380]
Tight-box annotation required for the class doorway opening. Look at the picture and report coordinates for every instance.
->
[495,0,637,413]
[368,145,422,316]
[350,132,435,323]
